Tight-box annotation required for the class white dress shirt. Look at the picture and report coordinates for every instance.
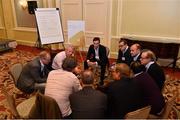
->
[45,69,82,117]
[145,61,154,72]
[52,51,66,70]
[95,47,99,60]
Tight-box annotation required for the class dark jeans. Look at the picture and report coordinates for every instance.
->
[63,113,72,119]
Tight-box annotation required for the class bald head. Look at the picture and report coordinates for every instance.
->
[130,43,141,57]
[81,70,94,85]
[65,45,74,57]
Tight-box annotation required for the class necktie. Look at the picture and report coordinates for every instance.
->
[41,66,45,77]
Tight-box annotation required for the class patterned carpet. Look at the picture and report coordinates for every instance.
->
[0,50,37,119]
[0,50,179,119]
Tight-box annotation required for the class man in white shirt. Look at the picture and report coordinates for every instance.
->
[84,37,108,86]
[45,57,82,118]
[52,45,74,69]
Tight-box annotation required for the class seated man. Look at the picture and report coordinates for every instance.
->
[130,43,141,63]
[140,49,165,90]
[17,51,51,94]
[117,39,133,66]
[130,61,165,115]
[84,37,108,86]
[52,45,74,70]
[69,70,107,119]
[105,63,146,118]
[45,57,82,118]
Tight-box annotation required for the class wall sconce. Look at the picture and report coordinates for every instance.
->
[19,0,28,10]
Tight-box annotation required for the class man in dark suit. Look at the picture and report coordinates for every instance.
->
[130,43,141,63]
[69,70,107,119]
[140,49,165,90]
[84,37,108,85]
[130,61,165,115]
[117,39,133,66]
[17,51,51,94]
[105,63,146,118]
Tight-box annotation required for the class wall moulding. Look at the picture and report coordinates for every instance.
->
[16,39,35,46]
[0,27,5,29]
[13,27,36,32]
[112,34,180,44]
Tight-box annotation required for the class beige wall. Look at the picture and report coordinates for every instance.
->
[0,0,8,38]
[0,0,180,58]
[111,0,180,58]
[0,0,7,38]
[121,0,180,38]
[111,0,118,36]
[0,0,48,45]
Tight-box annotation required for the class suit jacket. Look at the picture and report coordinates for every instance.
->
[69,86,107,119]
[147,62,165,90]
[133,54,141,63]
[133,72,165,114]
[17,57,49,94]
[86,44,108,66]
[106,77,146,118]
[117,48,133,66]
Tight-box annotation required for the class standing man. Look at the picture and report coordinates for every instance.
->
[84,37,108,86]
[69,70,107,119]
[130,43,141,63]
[117,39,133,66]
[17,51,51,94]
[140,49,165,90]
[52,45,74,70]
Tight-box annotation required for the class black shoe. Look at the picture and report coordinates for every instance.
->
[99,82,104,86]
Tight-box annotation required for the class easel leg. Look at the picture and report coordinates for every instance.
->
[35,36,43,49]
[79,50,84,62]
[61,43,65,50]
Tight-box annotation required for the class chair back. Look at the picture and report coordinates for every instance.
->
[1,86,20,118]
[105,46,110,57]
[29,92,62,119]
[9,63,23,86]
[125,106,151,119]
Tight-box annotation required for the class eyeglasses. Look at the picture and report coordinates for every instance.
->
[119,44,124,47]
[140,57,148,60]
[93,43,100,45]
[43,58,51,62]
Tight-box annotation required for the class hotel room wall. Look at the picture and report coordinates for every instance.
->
[0,0,49,46]
[0,0,180,59]
[110,0,180,59]
[59,0,111,50]
[0,0,7,38]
